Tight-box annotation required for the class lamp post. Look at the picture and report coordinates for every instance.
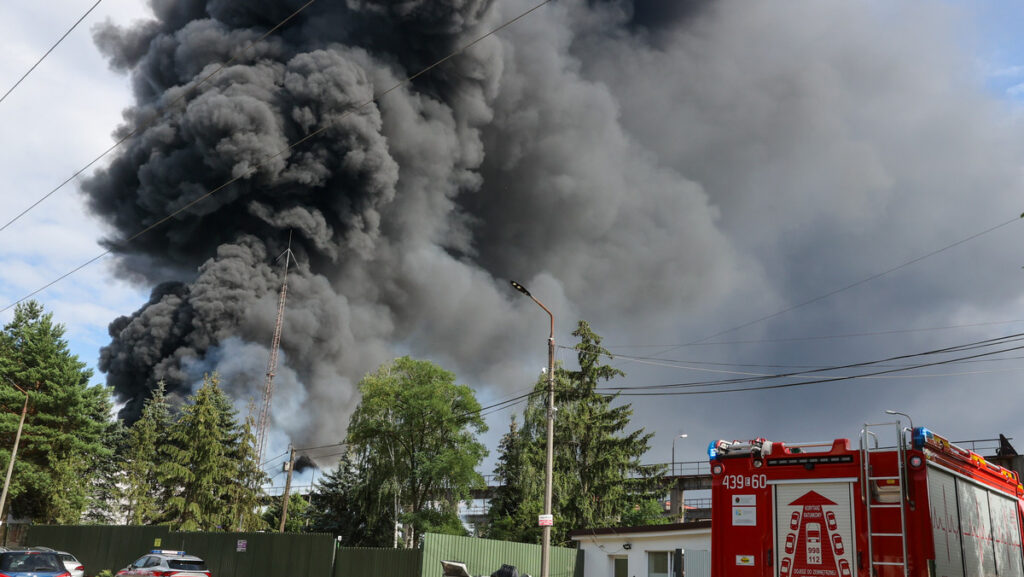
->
[671,434,688,476]
[510,280,555,577]
[885,410,914,432]
[0,381,29,528]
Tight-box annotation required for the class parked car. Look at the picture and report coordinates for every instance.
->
[116,550,211,577]
[26,548,82,577]
[0,551,70,577]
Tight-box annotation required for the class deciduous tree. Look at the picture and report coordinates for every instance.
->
[346,357,487,546]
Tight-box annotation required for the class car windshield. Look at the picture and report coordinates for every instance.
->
[169,560,207,571]
[0,552,63,572]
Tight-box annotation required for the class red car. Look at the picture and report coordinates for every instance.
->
[780,558,792,577]
[826,511,838,531]
[785,533,796,554]
[832,533,844,554]
[790,511,801,530]
[839,559,852,577]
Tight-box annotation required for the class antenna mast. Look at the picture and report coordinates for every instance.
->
[256,233,294,464]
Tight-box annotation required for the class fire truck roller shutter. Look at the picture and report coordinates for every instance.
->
[929,464,1024,577]
[957,477,998,577]
[988,489,1023,577]
[927,467,965,577]
[774,482,856,577]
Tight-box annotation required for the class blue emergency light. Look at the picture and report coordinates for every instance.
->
[912,427,933,449]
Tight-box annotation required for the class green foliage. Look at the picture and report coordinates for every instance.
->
[161,374,244,531]
[123,382,174,525]
[0,301,112,523]
[485,417,543,543]
[620,498,670,527]
[226,408,268,531]
[306,450,393,545]
[263,492,309,532]
[345,357,488,546]
[487,320,662,544]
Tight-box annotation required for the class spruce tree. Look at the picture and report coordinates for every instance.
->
[485,417,542,542]
[488,320,661,545]
[307,451,393,545]
[0,301,112,523]
[226,409,267,531]
[123,381,174,524]
[161,373,236,530]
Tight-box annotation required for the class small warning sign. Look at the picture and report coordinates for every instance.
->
[153,538,162,547]
[236,539,247,553]
[538,514,554,526]
[736,555,755,566]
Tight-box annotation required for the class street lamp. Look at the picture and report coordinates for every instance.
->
[885,410,914,433]
[671,434,688,476]
[0,380,29,528]
[510,280,555,577]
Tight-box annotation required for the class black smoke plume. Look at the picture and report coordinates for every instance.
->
[86,0,735,451]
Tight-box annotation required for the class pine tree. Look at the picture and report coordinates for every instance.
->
[262,492,310,532]
[161,373,237,531]
[123,381,174,525]
[84,420,127,524]
[225,409,267,531]
[485,417,543,542]
[307,451,393,545]
[489,320,662,545]
[0,301,112,523]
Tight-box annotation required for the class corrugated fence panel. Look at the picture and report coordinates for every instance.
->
[27,525,170,575]
[178,531,335,577]
[684,549,710,577]
[334,547,422,577]
[420,533,583,577]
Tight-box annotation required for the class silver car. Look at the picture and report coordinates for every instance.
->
[117,550,211,577]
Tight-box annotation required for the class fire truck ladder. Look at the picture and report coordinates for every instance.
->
[859,422,909,577]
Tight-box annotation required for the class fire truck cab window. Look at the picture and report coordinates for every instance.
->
[648,551,671,577]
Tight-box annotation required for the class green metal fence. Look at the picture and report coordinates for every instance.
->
[334,547,423,577]
[26,526,334,577]
[178,531,335,577]
[25,528,583,577]
[27,525,170,575]
[420,534,583,577]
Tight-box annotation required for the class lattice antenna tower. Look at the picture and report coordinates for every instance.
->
[256,232,294,464]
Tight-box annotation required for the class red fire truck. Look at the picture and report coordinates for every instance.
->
[708,422,1024,577]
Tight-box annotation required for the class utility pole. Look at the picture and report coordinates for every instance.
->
[0,383,29,529]
[510,280,555,577]
[279,445,295,533]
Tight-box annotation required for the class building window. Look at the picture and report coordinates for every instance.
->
[648,551,671,577]
[614,557,628,577]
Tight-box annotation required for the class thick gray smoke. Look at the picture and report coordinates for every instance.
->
[88,0,1024,453]
[88,0,736,448]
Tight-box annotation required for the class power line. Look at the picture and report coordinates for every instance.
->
[0,0,103,106]
[642,215,1023,358]
[595,332,1024,391]
[599,334,1024,396]
[0,0,553,313]
[600,318,1024,348]
[0,0,318,234]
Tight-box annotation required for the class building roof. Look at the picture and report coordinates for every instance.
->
[569,520,711,538]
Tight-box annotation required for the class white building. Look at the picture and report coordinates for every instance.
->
[570,521,711,577]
